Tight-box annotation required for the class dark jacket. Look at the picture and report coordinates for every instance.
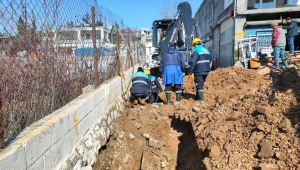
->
[282,20,299,37]
[130,71,150,97]
[159,46,185,85]
[149,75,163,93]
[188,44,212,75]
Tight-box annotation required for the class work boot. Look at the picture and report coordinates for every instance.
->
[198,91,204,102]
[165,93,171,104]
[138,98,147,105]
[176,93,181,102]
[133,100,138,105]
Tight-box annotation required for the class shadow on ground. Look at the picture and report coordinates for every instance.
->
[170,117,207,170]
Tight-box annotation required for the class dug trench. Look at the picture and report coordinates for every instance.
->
[93,66,300,170]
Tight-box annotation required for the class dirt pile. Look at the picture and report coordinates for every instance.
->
[95,67,300,169]
[179,68,300,169]
[203,66,270,106]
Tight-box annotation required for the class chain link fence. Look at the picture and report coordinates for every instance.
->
[0,0,141,147]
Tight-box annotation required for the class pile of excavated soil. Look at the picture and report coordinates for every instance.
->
[95,67,300,169]
[203,67,270,106]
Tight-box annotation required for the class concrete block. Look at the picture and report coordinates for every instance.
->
[44,138,65,170]
[0,144,26,170]
[93,86,106,106]
[62,126,81,155]
[78,109,97,138]
[94,103,104,120]
[47,112,70,145]
[28,156,45,170]
[15,125,52,168]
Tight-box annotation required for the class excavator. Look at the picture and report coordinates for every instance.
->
[144,1,200,76]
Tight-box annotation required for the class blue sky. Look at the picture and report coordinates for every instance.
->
[97,0,203,29]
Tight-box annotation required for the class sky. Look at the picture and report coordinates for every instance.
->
[97,0,203,29]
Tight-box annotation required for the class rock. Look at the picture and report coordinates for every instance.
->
[81,165,93,170]
[256,123,265,132]
[161,160,169,168]
[140,106,145,110]
[152,104,159,108]
[129,133,135,140]
[192,107,200,113]
[228,153,240,165]
[278,118,292,131]
[226,111,241,121]
[258,141,275,159]
[152,149,163,157]
[249,131,265,141]
[209,145,221,157]
[149,138,161,149]
[257,163,279,170]
[200,117,209,124]
[256,106,276,115]
[118,131,125,139]
[275,152,283,160]
[142,133,151,139]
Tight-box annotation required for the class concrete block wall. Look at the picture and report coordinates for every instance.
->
[0,64,139,170]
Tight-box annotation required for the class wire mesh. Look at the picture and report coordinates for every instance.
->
[0,0,141,145]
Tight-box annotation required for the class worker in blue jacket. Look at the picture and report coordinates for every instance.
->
[130,67,150,105]
[188,38,212,102]
[281,17,299,56]
[148,69,163,104]
[159,44,185,104]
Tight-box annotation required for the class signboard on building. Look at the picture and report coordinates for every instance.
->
[224,0,233,9]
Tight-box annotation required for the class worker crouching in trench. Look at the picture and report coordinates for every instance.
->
[130,67,151,105]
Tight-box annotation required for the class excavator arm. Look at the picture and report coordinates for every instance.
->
[159,2,197,55]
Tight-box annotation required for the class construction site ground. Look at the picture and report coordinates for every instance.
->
[93,66,300,170]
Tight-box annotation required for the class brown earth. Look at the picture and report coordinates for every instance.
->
[94,66,300,170]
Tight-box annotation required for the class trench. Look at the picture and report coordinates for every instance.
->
[92,106,207,170]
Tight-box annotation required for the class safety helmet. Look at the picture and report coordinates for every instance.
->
[144,69,150,75]
[192,38,201,46]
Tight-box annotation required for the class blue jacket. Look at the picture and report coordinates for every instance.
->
[188,44,212,75]
[130,71,150,95]
[282,20,299,37]
[159,46,185,85]
[149,75,163,93]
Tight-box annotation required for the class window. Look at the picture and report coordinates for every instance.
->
[86,34,90,39]
[247,0,275,10]
[285,0,298,5]
[208,4,213,21]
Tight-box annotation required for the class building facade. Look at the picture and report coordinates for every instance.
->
[195,0,300,68]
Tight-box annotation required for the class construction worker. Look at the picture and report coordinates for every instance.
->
[147,69,163,104]
[159,44,185,104]
[271,22,289,69]
[188,38,212,102]
[130,67,151,105]
[281,17,299,56]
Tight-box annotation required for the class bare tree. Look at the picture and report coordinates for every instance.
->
[158,0,179,19]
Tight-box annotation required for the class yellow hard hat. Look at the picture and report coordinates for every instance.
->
[144,69,150,75]
[192,38,201,46]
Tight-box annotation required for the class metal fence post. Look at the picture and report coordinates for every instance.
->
[91,6,98,87]
[0,89,4,148]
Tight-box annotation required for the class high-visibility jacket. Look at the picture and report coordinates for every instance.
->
[188,44,212,74]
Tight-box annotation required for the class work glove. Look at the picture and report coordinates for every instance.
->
[188,74,194,79]
[159,91,164,96]
[182,72,186,76]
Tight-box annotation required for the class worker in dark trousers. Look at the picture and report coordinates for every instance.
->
[188,38,212,102]
[159,44,185,104]
[147,69,163,104]
[130,67,151,105]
